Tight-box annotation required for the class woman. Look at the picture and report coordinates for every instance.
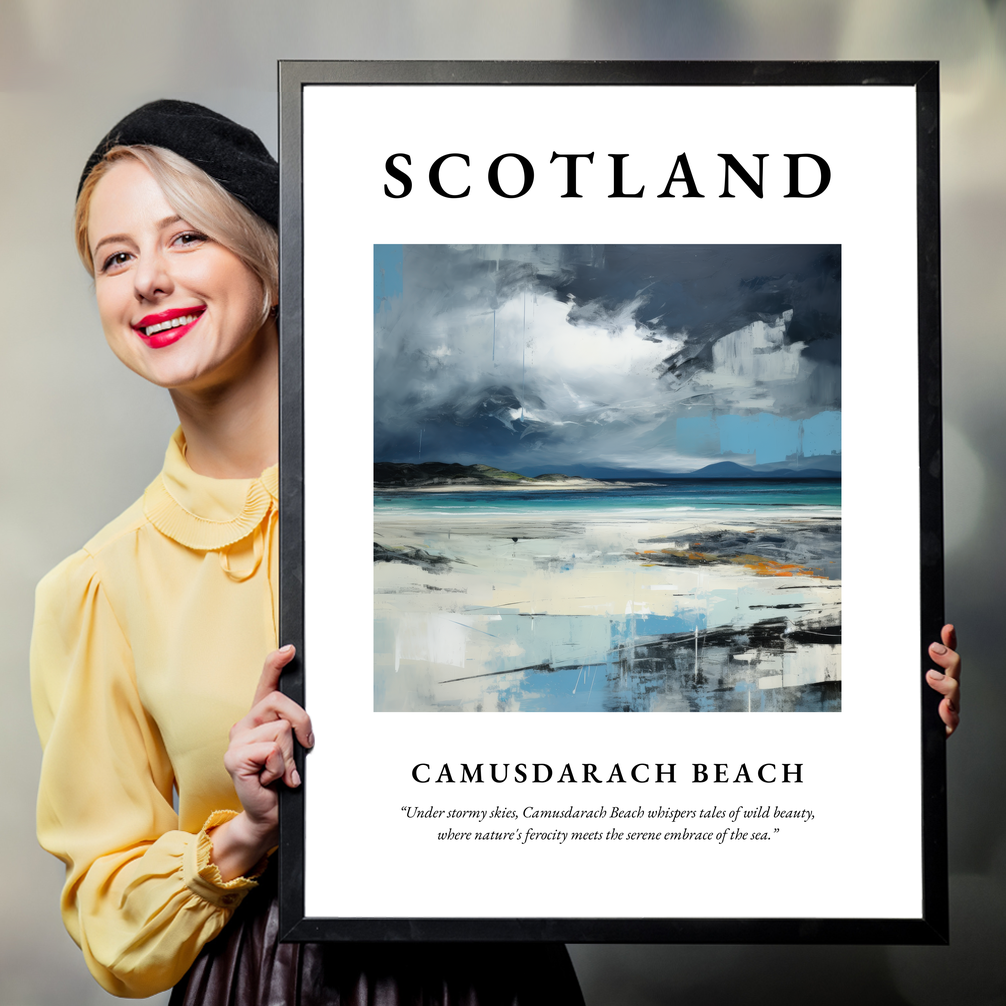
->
[31,100,586,1004]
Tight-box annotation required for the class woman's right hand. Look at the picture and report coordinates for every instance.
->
[209,645,314,881]
[926,624,961,737]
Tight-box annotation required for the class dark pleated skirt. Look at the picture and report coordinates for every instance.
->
[169,869,585,1006]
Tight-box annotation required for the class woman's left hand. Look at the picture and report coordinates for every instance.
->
[926,624,961,737]
[209,645,313,881]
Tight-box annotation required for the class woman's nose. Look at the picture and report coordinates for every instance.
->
[133,249,173,302]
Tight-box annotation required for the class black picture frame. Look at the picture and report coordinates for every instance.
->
[277,60,945,944]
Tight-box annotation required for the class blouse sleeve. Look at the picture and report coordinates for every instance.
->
[30,549,262,998]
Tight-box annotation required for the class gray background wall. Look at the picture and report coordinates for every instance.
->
[1,2,1003,1003]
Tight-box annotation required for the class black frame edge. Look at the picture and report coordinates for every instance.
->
[278,58,307,939]
[278,917,947,946]
[273,58,937,87]
[915,61,949,945]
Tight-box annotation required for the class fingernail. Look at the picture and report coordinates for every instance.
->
[307,732,315,748]
[928,670,944,680]
[931,643,947,655]
[292,768,301,787]
[280,644,295,654]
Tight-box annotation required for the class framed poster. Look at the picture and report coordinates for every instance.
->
[277,61,946,943]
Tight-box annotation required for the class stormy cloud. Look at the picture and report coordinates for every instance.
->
[374,244,840,476]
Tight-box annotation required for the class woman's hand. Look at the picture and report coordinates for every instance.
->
[926,624,961,737]
[209,645,314,881]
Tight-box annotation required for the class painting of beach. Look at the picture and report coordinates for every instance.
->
[374,245,841,712]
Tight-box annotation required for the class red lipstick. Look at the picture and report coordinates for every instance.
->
[133,306,206,349]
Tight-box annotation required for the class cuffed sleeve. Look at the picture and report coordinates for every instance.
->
[31,550,257,998]
[185,809,267,908]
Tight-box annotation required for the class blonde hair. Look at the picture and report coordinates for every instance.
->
[75,145,278,322]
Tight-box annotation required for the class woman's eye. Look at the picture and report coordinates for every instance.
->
[173,231,208,248]
[101,251,132,273]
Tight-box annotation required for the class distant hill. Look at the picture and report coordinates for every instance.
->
[374,462,605,489]
[664,461,840,480]
[376,462,508,487]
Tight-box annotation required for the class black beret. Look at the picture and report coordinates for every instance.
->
[78,99,278,228]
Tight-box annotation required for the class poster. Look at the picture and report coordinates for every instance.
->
[278,62,945,942]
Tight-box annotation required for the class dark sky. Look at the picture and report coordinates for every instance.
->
[374,244,840,475]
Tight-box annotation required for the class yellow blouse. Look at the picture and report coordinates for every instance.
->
[31,428,279,998]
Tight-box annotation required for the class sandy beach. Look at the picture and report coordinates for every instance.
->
[374,503,841,713]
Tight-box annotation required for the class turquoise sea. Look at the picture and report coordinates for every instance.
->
[374,478,841,515]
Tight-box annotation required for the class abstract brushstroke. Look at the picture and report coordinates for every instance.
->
[634,519,841,579]
[373,542,460,574]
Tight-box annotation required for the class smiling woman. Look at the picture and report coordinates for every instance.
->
[30,100,585,1004]
[85,159,271,395]
[76,144,278,310]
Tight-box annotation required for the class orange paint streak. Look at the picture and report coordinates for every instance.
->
[629,548,826,579]
[741,558,823,578]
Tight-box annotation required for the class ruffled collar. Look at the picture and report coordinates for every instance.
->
[143,428,278,551]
